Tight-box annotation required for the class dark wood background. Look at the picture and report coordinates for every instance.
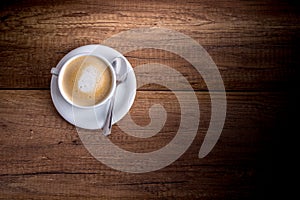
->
[0,0,298,199]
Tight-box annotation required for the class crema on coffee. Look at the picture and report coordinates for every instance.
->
[60,55,113,107]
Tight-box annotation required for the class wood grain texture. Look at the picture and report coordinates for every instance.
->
[0,90,286,199]
[0,0,297,199]
[0,0,298,90]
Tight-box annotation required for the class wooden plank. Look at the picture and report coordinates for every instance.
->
[0,0,298,90]
[0,90,285,199]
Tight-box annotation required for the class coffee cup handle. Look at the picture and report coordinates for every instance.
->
[51,68,59,76]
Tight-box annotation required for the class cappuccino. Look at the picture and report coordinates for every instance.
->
[60,55,113,107]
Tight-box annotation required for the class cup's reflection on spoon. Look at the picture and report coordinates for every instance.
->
[102,57,128,136]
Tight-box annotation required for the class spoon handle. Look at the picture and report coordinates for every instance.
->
[102,90,116,136]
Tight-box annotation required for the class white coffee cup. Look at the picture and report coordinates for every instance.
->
[59,53,116,108]
[51,53,116,128]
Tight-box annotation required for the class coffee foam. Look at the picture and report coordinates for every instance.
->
[78,65,101,93]
[61,55,112,107]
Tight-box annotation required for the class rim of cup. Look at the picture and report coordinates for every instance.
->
[57,53,116,109]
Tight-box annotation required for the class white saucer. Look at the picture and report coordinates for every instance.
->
[50,45,136,130]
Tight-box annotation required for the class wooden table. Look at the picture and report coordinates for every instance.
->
[0,0,298,199]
